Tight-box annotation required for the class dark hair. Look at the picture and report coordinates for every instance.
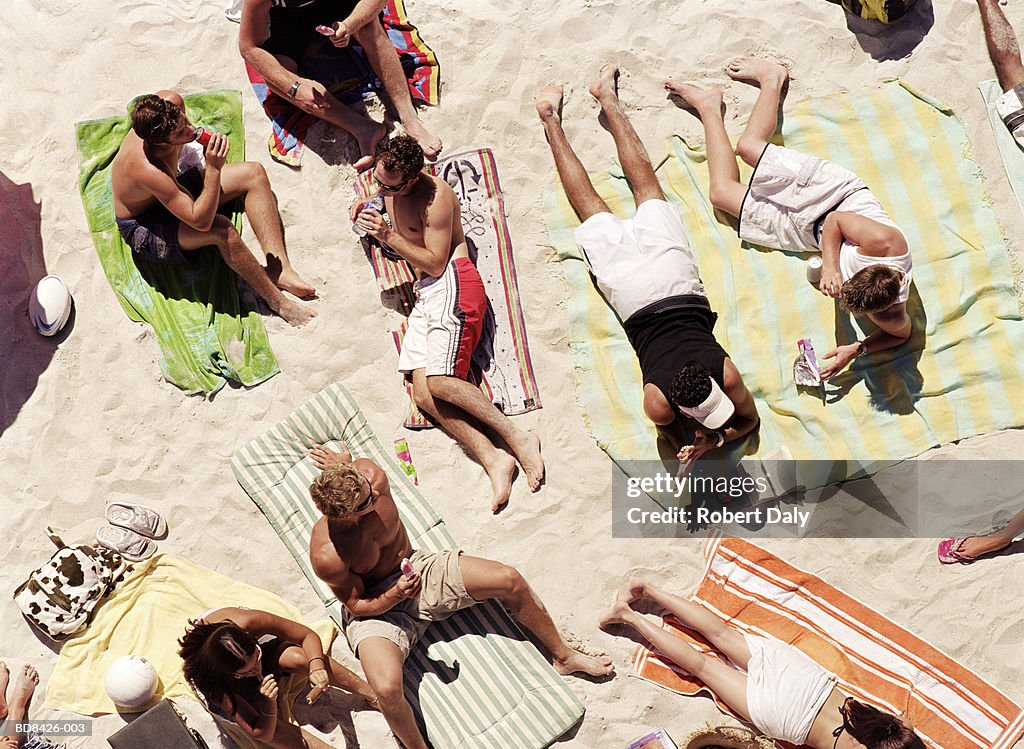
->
[130,94,184,143]
[375,134,424,181]
[846,700,926,749]
[840,265,902,314]
[669,364,712,408]
[178,620,257,708]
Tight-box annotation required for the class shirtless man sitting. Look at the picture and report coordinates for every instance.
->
[307,444,613,749]
[111,91,315,327]
[352,135,544,512]
[666,58,913,380]
[536,66,759,468]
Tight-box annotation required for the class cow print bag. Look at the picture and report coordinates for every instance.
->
[13,527,131,640]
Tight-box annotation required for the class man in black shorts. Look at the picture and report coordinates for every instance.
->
[111,90,316,327]
[239,0,441,171]
[535,65,759,466]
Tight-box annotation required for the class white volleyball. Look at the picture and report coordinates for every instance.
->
[28,275,72,337]
[104,655,158,708]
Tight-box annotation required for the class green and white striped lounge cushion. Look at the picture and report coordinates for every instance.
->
[231,383,585,748]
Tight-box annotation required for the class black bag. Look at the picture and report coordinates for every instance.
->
[107,699,208,749]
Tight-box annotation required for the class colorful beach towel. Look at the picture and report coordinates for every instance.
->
[231,383,584,748]
[356,148,542,428]
[44,553,334,749]
[247,0,440,166]
[76,90,278,396]
[631,535,1024,749]
[543,80,1024,483]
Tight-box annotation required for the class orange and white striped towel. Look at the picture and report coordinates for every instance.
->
[632,536,1023,749]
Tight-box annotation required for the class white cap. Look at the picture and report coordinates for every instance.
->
[677,376,735,430]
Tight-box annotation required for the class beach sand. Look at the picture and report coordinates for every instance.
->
[1,0,1022,746]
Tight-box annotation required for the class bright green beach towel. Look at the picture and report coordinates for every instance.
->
[544,80,1024,481]
[76,90,278,395]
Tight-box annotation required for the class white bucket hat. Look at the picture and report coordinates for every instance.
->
[677,376,735,430]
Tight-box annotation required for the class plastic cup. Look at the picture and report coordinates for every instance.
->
[806,255,823,284]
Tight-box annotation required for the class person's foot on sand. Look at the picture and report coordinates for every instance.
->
[8,664,39,716]
[588,63,619,103]
[266,259,317,299]
[948,535,1013,561]
[273,297,317,328]
[485,452,518,514]
[614,577,649,605]
[535,85,564,123]
[0,661,9,718]
[403,118,443,160]
[354,121,388,172]
[554,649,615,678]
[598,600,635,629]
[511,431,545,492]
[664,81,723,115]
[725,56,789,88]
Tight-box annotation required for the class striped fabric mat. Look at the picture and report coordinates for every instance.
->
[542,80,1024,479]
[231,384,582,748]
[356,147,542,429]
[631,536,1024,749]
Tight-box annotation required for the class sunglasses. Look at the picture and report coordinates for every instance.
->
[352,475,378,514]
[233,646,262,679]
[374,171,414,193]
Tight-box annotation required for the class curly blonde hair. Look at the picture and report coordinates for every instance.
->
[840,265,902,314]
[310,463,365,518]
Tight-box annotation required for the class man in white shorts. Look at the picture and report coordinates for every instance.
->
[536,65,759,468]
[667,57,914,381]
[978,0,1024,148]
[353,135,544,513]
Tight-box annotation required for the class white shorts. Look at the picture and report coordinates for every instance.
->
[995,82,1024,149]
[739,144,869,252]
[573,199,705,323]
[397,257,487,379]
[743,633,837,744]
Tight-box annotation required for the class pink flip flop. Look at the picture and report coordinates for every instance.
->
[937,537,974,564]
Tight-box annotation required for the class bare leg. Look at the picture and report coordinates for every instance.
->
[271,55,386,172]
[588,64,663,205]
[535,85,611,222]
[354,22,442,159]
[357,638,429,749]
[265,720,333,749]
[725,57,789,167]
[599,601,751,721]
[179,217,316,327]
[2,664,38,747]
[277,647,376,705]
[604,578,752,668]
[426,375,545,492]
[664,81,746,217]
[977,0,1024,91]
[411,369,516,512]
[952,504,1024,559]
[219,163,316,299]
[459,556,614,677]
[0,662,8,720]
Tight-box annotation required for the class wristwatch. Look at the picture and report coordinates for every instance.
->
[288,80,301,98]
[714,430,725,448]
[854,340,868,358]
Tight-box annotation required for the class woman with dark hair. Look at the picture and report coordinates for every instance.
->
[600,579,925,749]
[179,607,376,748]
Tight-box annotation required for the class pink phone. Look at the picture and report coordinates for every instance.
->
[401,558,414,578]
[315,24,333,35]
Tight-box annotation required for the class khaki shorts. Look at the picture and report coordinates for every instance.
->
[345,549,478,659]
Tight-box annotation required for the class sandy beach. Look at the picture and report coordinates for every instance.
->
[2,0,1023,746]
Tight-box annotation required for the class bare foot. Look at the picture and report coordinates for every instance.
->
[588,63,619,102]
[512,431,544,492]
[402,118,443,161]
[598,600,634,630]
[535,84,564,123]
[354,122,388,173]
[8,664,39,717]
[614,577,649,605]
[954,536,1013,560]
[485,452,518,514]
[554,649,615,678]
[664,81,723,115]
[725,56,789,88]
[266,259,317,299]
[0,662,8,719]
[274,297,317,328]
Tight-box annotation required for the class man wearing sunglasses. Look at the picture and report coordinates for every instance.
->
[307,443,614,749]
[352,135,545,513]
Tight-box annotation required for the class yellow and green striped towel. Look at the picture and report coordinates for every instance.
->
[543,80,1024,476]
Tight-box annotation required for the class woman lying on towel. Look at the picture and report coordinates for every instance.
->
[600,580,925,749]
[178,607,377,749]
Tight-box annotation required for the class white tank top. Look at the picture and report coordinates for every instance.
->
[834,190,912,304]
